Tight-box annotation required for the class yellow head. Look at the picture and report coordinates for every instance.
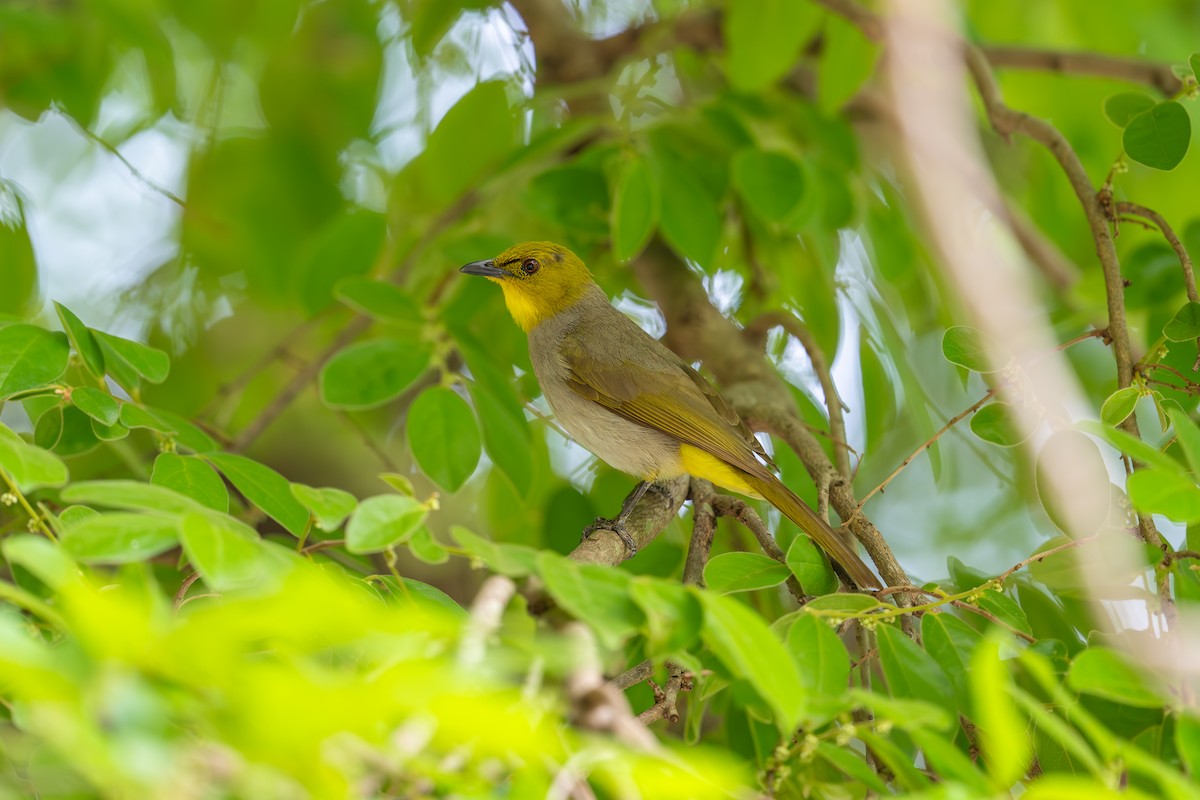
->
[459,241,595,332]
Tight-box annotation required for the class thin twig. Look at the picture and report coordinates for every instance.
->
[711,494,806,603]
[61,110,187,207]
[682,478,716,586]
[636,664,692,725]
[995,534,1100,583]
[173,571,201,611]
[980,45,1185,96]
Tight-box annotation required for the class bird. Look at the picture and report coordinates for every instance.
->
[460,241,881,590]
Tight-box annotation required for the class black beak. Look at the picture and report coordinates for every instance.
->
[459,259,506,278]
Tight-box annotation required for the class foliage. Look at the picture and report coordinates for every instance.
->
[2,0,1200,797]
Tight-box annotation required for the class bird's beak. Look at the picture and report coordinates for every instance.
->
[459,259,506,278]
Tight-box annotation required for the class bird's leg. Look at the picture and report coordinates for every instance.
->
[581,480,653,555]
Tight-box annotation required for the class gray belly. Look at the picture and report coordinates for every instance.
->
[542,380,681,479]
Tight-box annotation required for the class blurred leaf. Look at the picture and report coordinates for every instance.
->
[0,421,68,491]
[0,324,69,398]
[53,303,104,379]
[1127,468,1200,522]
[69,386,119,426]
[1,535,75,591]
[345,494,427,554]
[53,406,100,457]
[93,330,169,385]
[1164,302,1200,341]
[319,337,432,410]
[971,401,1029,447]
[119,404,217,453]
[207,453,310,536]
[630,578,702,653]
[857,729,933,790]
[0,183,37,318]
[1168,407,1200,475]
[1079,419,1182,474]
[178,512,269,592]
[731,149,806,224]
[538,553,643,649]
[60,512,178,564]
[941,326,993,372]
[611,153,658,262]
[62,479,205,514]
[911,728,992,791]
[785,614,849,704]
[877,623,955,715]
[815,742,889,794]
[703,552,790,594]
[785,534,837,596]
[1124,101,1191,170]
[451,526,539,577]
[291,484,356,532]
[525,165,609,239]
[152,454,229,513]
[653,146,721,266]
[1177,714,1200,778]
[335,278,421,328]
[971,633,1032,787]
[700,591,805,729]
[1037,430,1113,537]
[407,386,480,493]
[1068,648,1165,708]
[1104,92,1155,127]
[406,527,449,565]
[1101,387,1141,426]
[296,210,387,313]
[817,15,879,114]
[416,80,518,206]
[724,0,820,90]
[379,472,416,497]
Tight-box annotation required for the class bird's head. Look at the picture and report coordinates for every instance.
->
[460,241,595,331]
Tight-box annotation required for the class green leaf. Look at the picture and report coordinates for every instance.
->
[52,406,99,456]
[318,337,431,410]
[700,591,806,728]
[1079,420,1183,474]
[295,210,387,314]
[1101,387,1141,426]
[1177,713,1200,778]
[418,81,517,206]
[703,551,790,594]
[804,592,884,615]
[406,527,449,565]
[93,330,170,384]
[654,149,721,266]
[724,0,820,90]
[450,526,539,577]
[335,278,421,328]
[1164,302,1200,341]
[53,303,104,378]
[786,614,850,703]
[971,633,1032,786]
[1067,648,1164,708]
[407,386,480,493]
[785,534,837,596]
[971,401,1029,447]
[1123,101,1191,170]
[0,421,68,491]
[731,149,807,224]
[60,512,179,563]
[69,386,119,426]
[941,326,993,372]
[858,729,933,791]
[0,182,37,318]
[90,416,129,443]
[1169,407,1200,475]
[610,153,658,262]
[151,454,229,513]
[876,623,955,715]
[629,578,702,653]
[817,14,879,114]
[1,535,75,591]
[33,404,63,450]
[0,324,70,398]
[1127,468,1200,522]
[1192,53,1200,84]
[61,479,206,514]
[466,379,532,495]
[344,494,428,554]
[378,472,416,497]
[911,729,992,792]
[119,404,216,453]
[178,512,269,592]
[1104,92,1156,127]
[537,553,643,650]
[921,612,983,709]
[290,484,356,532]
[815,742,890,794]
[206,453,310,536]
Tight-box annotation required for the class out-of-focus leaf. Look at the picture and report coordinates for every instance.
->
[0,324,69,398]
[0,183,37,318]
[1101,387,1141,426]
[817,15,879,113]
[406,527,449,565]
[178,512,270,592]
[911,729,992,792]
[630,578,702,653]
[335,278,421,328]
[731,149,806,224]
[971,401,1029,447]
[1079,420,1182,473]
[295,210,387,313]
[345,494,428,554]
[815,742,889,794]
[451,526,539,577]
[525,165,610,239]
[1104,92,1156,127]
[1127,468,1200,522]
[0,421,68,491]
[700,591,806,729]
[407,386,480,493]
[152,454,229,513]
[70,386,119,426]
[1,535,75,591]
[724,0,820,90]
[858,729,933,790]
[971,633,1032,786]
[785,535,837,596]
[62,480,205,514]
[1068,648,1165,708]
[1178,713,1200,778]
[291,484,356,532]
[1168,407,1200,476]
[653,147,721,266]
[93,330,170,385]
[319,337,431,410]
[703,551,790,594]
[414,81,518,206]
[119,404,217,453]
[207,453,310,536]
[611,153,658,262]
[1164,302,1200,342]
[1036,430,1112,537]
[60,512,178,564]
[538,553,643,649]
[53,303,104,379]
[52,406,100,457]
[1124,101,1191,170]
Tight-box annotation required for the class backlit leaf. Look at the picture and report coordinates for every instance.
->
[152,454,229,513]
[0,324,69,398]
[345,494,428,554]
[207,453,310,536]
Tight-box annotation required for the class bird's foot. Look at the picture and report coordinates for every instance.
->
[581,516,639,556]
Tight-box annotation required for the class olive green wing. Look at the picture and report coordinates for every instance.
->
[559,334,773,477]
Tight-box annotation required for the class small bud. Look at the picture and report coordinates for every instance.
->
[1,492,16,506]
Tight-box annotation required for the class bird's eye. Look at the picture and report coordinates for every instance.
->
[521,258,540,276]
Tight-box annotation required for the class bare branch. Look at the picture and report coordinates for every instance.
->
[981,45,1185,96]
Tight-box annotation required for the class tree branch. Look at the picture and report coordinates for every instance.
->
[980,45,1186,96]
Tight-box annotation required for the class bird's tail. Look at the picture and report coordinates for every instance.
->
[744,472,882,590]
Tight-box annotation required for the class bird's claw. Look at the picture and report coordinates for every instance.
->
[581,516,639,556]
